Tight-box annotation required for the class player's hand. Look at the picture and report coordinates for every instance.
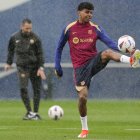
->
[37,68,46,80]
[54,68,63,78]
[4,64,12,71]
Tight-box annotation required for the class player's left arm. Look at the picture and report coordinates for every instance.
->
[96,26,119,51]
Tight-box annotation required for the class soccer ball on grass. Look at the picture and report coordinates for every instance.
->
[48,105,64,120]
[118,35,135,53]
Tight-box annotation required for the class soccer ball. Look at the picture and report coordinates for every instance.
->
[118,35,135,53]
[48,105,64,120]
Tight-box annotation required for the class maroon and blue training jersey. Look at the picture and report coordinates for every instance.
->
[55,21,118,69]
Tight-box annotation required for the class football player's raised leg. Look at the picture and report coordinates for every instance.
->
[101,49,122,63]
[101,49,140,68]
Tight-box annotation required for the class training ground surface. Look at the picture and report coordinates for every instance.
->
[0,100,140,140]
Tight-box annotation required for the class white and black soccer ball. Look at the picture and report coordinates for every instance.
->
[118,35,135,53]
[48,105,64,120]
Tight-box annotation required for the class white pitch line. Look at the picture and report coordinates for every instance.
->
[0,62,131,68]
[0,69,17,79]
[0,126,78,129]
[125,129,140,131]
[43,62,131,68]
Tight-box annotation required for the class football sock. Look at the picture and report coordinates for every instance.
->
[120,55,130,63]
[80,116,88,130]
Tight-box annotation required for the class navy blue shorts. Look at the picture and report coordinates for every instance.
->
[74,52,109,88]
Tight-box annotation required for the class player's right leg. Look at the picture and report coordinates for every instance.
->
[77,86,89,138]
[17,69,33,120]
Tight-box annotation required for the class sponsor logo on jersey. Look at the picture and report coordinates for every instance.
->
[80,38,93,43]
[73,37,93,44]
[73,37,79,44]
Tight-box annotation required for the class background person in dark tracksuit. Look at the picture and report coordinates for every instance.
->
[5,18,46,120]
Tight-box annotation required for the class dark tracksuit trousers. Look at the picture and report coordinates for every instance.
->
[17,66,41,113]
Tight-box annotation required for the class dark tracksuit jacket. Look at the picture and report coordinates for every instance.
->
[6,30,44,69]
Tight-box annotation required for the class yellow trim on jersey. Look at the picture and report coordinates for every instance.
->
[64,21,77,34]
[89,22,101,32]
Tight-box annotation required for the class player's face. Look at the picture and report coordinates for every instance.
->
[21,22,32,36]
[78,9,93,23]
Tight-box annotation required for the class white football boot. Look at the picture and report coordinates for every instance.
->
[23,111,36,120]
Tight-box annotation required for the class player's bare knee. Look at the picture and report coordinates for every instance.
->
[102,49,113,56]
[102,49,114,60]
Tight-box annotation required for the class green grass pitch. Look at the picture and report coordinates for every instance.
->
[0,100,140,140]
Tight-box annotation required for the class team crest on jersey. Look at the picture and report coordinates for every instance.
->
[88,30,92,34]
[30,39,35,44]
[15,40,20,43]
[73,37,79,44]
